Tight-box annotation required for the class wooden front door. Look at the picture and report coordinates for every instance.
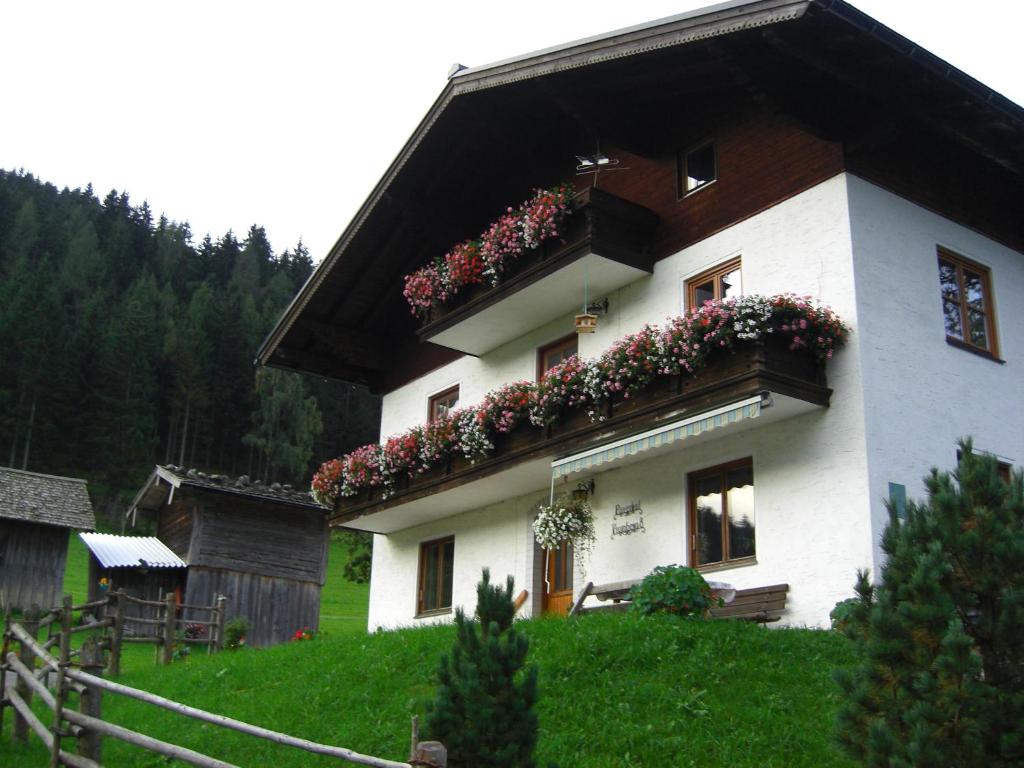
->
[542,540,574,615]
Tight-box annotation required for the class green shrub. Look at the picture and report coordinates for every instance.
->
[828,598,859,632]
[629,564,719,617]
[223,617,249,650]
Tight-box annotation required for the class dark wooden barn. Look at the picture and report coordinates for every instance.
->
[129,465,330,647]
[0,466,95,613]
[79,532,187,634]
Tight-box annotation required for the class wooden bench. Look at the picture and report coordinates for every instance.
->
[708,584,789,623]
[569,580,789,623]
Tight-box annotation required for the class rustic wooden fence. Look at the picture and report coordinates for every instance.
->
[104,590,227,673]
[1,595,446,767]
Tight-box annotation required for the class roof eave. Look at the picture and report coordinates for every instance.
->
[255,0,812,376]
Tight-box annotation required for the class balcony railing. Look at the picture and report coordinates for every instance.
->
[333,336,832,531]
[417,187,659,356]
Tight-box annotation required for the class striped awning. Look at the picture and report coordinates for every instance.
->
[551,394,767,479]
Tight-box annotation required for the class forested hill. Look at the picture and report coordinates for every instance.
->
[0,169,380,526]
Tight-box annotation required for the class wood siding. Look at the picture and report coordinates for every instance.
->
[598,113,845,259]
[184,566,322,647]
[157,500,194,561]
[187,494,328,584]
[89,563,186,637]
[0,520,69,612]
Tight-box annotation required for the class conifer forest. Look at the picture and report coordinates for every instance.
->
[0,169,381,527]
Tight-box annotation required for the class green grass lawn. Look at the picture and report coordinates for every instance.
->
[3,612,856,767]
[5,539,855,767]
[318,534,370,637]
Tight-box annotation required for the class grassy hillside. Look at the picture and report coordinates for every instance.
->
[3,612,855,767]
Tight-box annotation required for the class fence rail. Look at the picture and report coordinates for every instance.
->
[1,594,445,767]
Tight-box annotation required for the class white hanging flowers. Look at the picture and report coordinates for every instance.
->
[533,495,596,558]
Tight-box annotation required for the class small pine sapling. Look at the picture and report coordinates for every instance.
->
[426,568,538,768]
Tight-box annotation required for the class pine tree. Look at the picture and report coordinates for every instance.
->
[835,440,1024,766]
[426,569,538,768]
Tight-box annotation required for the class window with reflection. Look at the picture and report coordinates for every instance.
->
[689,459,755,568]
[418,536,454,615]
[686,258,742,310]
[938,249,997,356]
[428,386,460,422]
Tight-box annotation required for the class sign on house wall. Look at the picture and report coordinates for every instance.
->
[611,501,646,538]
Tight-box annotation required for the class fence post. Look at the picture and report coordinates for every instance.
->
[212,595,227,652]
[50,594,72,768]
[76,636,105,763]
[13,603,42,743]
[411,741,447,767]
[161,592,176,665]
[107,590,124,677]
[0,605,10,738]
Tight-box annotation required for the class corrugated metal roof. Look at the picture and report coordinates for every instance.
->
[0,466,96,530]
[79,533,186,569]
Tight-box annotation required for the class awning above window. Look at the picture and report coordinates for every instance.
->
[551,394,767,480]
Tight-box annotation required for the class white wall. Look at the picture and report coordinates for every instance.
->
[846,175,1024,575]
[367,174,882,629]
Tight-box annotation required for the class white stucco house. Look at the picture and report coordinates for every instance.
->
[258,0,1023,631]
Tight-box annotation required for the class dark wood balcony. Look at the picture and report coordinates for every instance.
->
[417,187,660,356]
[332,337,833,532]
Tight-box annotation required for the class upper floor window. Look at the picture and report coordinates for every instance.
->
[678,140,716,198]
[537,334,578,380]
[428,385,460,421]
[938,249,998,357]
[686,257,742,310]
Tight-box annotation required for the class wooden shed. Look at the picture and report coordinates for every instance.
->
[129,465,330,647]
[0,466,96,612]
[79,532,187,634]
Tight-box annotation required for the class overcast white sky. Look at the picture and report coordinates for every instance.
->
[1,1,1021,262]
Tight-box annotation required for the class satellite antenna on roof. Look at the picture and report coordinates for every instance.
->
[575,141,628,188]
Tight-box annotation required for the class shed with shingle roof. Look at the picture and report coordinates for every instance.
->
[0,466,95,612]
[127,465,330,647]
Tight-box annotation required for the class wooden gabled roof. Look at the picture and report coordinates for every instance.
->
[129,465,326,519]
[257,0,1024,391]
[0,466,96,530]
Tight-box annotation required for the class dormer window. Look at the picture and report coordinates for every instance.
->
[678,140,716,197]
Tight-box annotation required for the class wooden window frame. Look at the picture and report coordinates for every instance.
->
[938,248,1000,360]
[416,536,454,617]
[957,448,1013,485]
[688,457,756,571]
[685,257,742,311]
[536,333,579,381]
[428,385,460,422]
[677,139,717,199]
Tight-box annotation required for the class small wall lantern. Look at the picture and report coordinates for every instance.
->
[572,479,596,502]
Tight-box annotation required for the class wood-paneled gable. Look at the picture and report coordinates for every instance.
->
[187,492,328,585]
[156,500,193,562]
[597,112,845,258]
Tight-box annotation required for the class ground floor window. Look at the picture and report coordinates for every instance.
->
[689,458,755,568]
[418,536,454,615]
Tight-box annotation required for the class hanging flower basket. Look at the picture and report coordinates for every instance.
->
[533,495,596,557]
